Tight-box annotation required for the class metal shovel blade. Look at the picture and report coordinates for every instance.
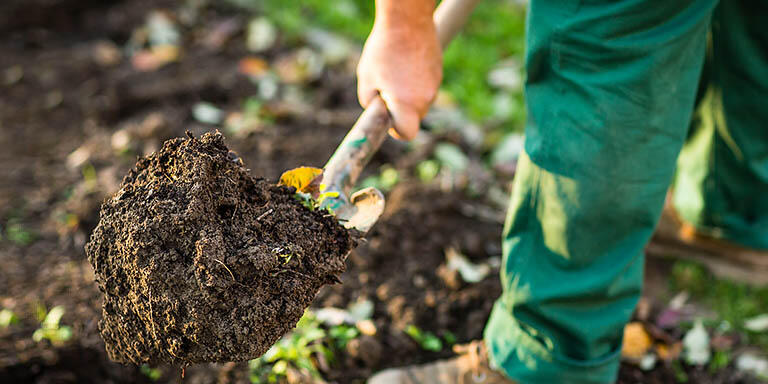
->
[335,187,385,233]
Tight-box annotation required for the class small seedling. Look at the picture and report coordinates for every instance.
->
[249,311,331,383]
[441,330,457,346]
[0,308,19,328]
[294,190,339,213]
[405,325,443,352]
[277,253,293,265]
[32,305,72,345]
[4,218,36,246]
[140,365,162,381]
[328,324,359,349]
[708,350,730,374]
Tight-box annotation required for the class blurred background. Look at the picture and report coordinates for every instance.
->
[0,0,766,383]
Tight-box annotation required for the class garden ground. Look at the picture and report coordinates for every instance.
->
[1,0,766,383]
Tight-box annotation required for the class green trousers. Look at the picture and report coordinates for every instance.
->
[484,1,768,383]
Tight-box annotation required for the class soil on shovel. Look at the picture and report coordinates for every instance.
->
[85,131,355,366]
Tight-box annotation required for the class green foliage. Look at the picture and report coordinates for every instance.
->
[441,330,457,346]
[416,160,440,183]
[672,359,689,383]
[0,308,19,328]
[32,305,73,344]
[405,325,443,352]
[248,310,366,383]
[3,217,36,246]
[671,261,768,351]
[140,365,163,381]
[328,324,359,349]
[708,350,730,374]
[262,0,375,42]
[294,191,339,213]
[358,166,399,192]
[249,311,331,383]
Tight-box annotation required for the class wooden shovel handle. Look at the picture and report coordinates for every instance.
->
[323,0,481,197]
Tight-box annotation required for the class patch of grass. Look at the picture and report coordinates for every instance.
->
[670,261,768,351]
[708,349,730,374]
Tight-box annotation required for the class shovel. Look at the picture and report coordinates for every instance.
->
[316,0,482,232]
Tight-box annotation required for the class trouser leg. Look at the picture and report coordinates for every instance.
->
[484,1,717,382]
[673,1,768,249]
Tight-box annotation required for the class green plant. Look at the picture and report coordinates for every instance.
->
[405,325,443,352]
[708,350,730,374]
[32,305,72,344]
[359,166,399,192]
[0,308,19,328]
[4,218,36,246]
[416,160,440,183]
[328,324,359,349]
[670,260,768,350]
[441,330,457,346]
[294,191,339,213]
[249,311,331,383]
[140,365,162,381]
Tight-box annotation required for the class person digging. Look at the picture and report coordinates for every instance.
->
[360,0,768,383]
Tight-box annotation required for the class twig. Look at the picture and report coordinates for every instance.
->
[148,289,158,341]
[257,208,274,221]
[214,259,236,281]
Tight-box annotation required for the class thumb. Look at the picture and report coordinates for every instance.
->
[380,95,421,141]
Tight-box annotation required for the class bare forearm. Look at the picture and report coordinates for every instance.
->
[374,0,437,31]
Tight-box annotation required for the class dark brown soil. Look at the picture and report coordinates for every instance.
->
[86,131,354,365]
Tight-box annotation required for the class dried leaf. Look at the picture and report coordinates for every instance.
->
[445,247,490,283]
[246,17,277,52]
[744,314,768,332]
[131,45,180,72]
[278,167,323,194]
[622,322,653,360]
[640,353,657,371]
[683,320,711,365]
[656,342,682,361]
[238,57,269,77]
[192,102,224,125]
[736,353,768,378]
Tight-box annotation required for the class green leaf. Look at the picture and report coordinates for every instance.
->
[421,334,443,352]
[0,309,19,328]
[272,360,288,375]
[43,306,66,329]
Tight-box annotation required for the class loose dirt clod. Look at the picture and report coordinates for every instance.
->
[85,131,354,365]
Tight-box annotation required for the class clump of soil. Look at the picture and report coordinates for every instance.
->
[85,131,354,366]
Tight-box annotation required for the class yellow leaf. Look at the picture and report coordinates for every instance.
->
[656,342,682,361]
[622,322,653,360]
[278,167,323,193]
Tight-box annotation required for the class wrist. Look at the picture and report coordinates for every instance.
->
[374,0,436,31]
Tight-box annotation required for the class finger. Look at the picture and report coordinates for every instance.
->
[380,95,420,141]
[356,70,378,108]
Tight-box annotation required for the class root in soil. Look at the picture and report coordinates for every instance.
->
[85,131,354,365]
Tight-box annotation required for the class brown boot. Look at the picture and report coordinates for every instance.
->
[367,341,515,384]
[648,197,768,286]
